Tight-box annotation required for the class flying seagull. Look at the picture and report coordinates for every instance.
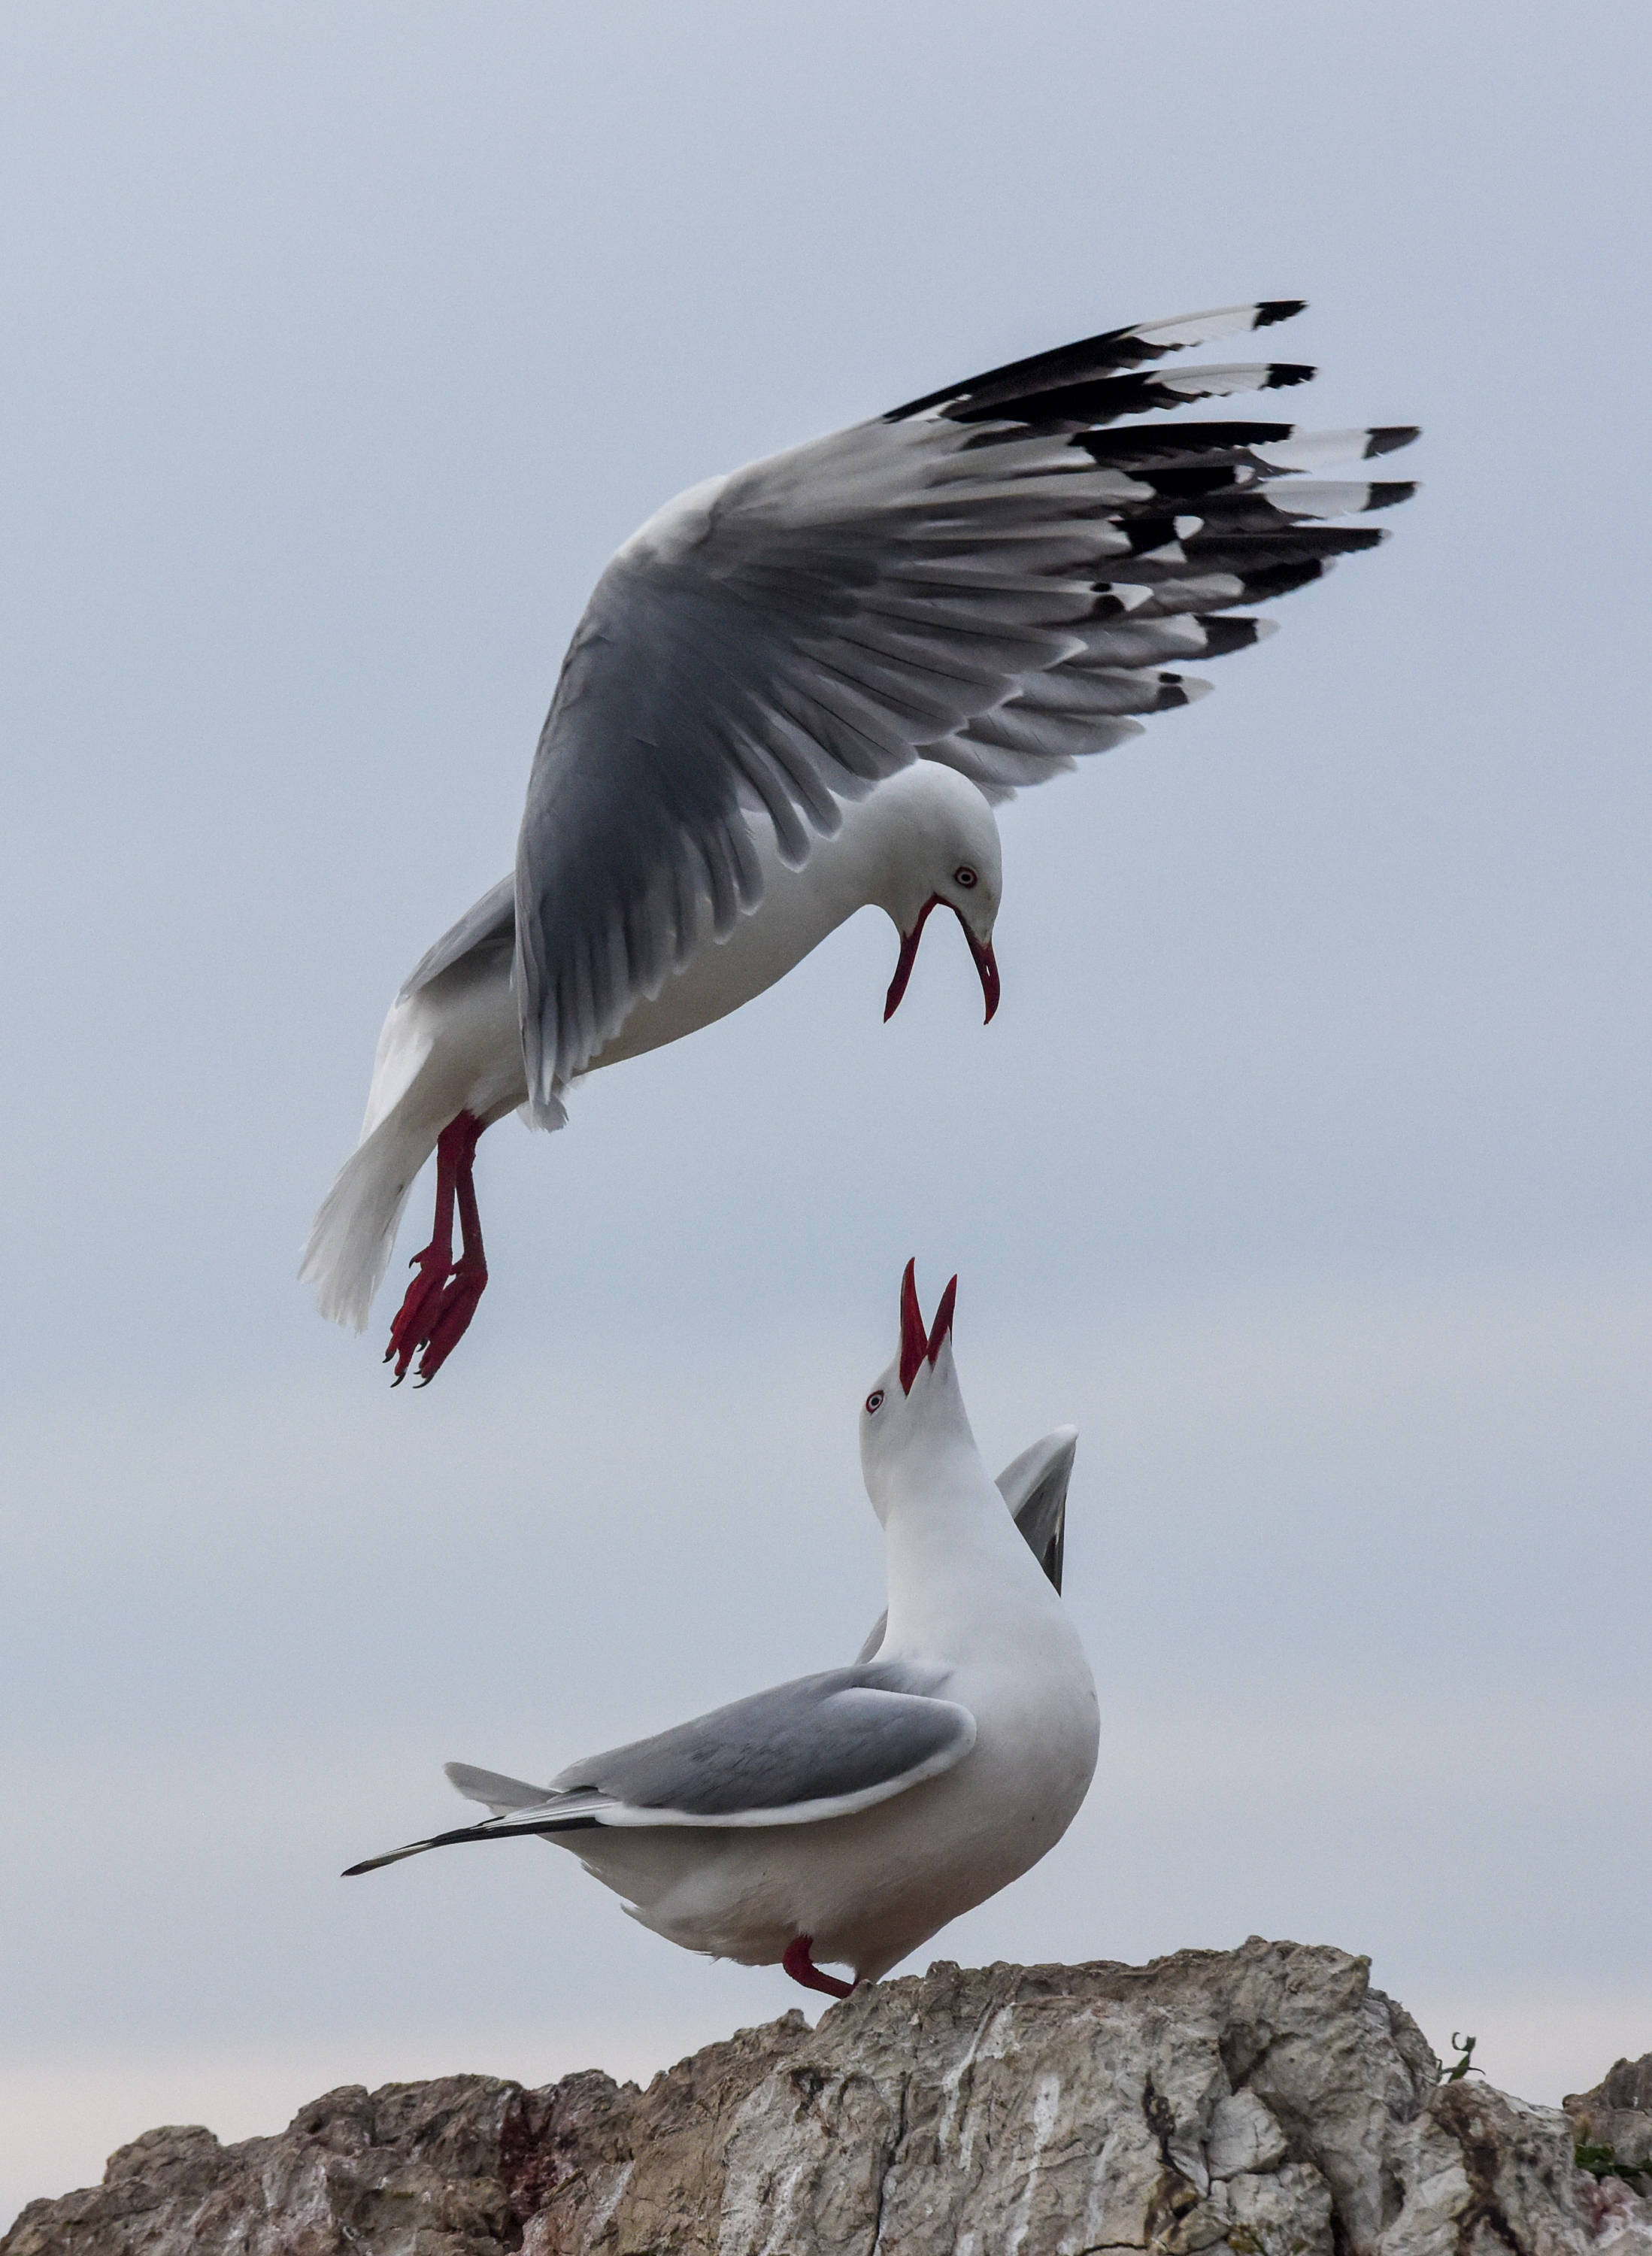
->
[343,1263,1100,2000]
[305,763,1001,1380]
[304,298,1416,1381]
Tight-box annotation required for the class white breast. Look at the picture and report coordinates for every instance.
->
[586,812,878,1069]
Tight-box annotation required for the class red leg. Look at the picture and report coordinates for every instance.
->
[412,1119,490,1386]
[783,1936,853,2000]
[384,1122,462,1383]
[383,1112,488,1386]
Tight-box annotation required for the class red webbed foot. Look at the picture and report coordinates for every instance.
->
[408,1254,488,1386]
[783,1936,854,2000]
[385,1243,456,1384]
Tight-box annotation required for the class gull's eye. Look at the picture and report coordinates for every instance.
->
[954,864,978,889]
[865,1389,885,1414]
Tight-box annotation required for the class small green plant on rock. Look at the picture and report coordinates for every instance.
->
[1574,2140,1650,2193]
[1439,2033,1484,2084]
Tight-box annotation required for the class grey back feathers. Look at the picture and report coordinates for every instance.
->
[343,1666,975,1875]
[545,1662,973,1819]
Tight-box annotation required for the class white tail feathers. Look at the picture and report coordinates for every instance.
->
[445,1761,553,1815]
[299,1112,438,1331]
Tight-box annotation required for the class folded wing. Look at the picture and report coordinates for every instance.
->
[343,1663,975,1875]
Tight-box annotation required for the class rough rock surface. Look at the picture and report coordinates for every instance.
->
[7,1939,1649,2256]
[1567,2057,1652,2182]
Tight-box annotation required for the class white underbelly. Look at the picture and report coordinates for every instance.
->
[365,966,525,1141]
[379,858,860,1134]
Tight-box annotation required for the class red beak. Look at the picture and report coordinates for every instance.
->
[968,930,1000,1023]
[884,898,938,1021]
[899,1259,959,1394]
[884,898,1000,1025]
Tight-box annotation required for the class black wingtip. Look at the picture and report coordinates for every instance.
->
[1197,614,1268,656]
[1366,424,1421,458]
[1235,556,1332,602]
[1264,362,1317,390]
[1255,298,1308,329]
[1364,481,1417,510]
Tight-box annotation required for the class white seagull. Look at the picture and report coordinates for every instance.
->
[343,1263,1100,1999]
[305,765,1002,1381]
[303,297,1416,1381]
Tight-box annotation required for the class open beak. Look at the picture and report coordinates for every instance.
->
[884,898,1000,1025]
[899,1258,959,1394]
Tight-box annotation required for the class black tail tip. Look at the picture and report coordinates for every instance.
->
[1255,298,1308,329]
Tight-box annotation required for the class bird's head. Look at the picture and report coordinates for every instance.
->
[872,766,1002,1025]
[859,1259,978,1515]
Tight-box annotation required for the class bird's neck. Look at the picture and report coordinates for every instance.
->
[723,789,910,958]
[878,1446,1047,1659]
[791,789,914,928]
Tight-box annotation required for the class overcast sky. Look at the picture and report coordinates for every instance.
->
[3,0,1650,2227]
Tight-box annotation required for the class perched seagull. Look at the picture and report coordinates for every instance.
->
[343,1263,1100,1999]
[304,298,1416,1381]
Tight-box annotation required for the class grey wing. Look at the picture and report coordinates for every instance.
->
[514,300,1417,1111]
[998,1425,1077,1595]
[549,1661,975,1824]
[856,1427,1078,1661]
[341,1665,972,1878]
[398,875,515,1001]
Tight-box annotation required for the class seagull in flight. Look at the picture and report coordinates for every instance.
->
[303,299,1416,1381]
[343,1263,1099,2000]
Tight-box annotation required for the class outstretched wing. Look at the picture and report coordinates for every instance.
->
[514,301,1416,1115]
[342,1663,974,1876]
[857,1426,1078,1660]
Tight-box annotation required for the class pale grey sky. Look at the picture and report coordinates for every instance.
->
[2,0,1649,2227]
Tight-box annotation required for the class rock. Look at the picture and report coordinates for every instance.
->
[6,1939,1650,2256]
[1568,2057,1652,2173]
[1566,2053,1652,2235]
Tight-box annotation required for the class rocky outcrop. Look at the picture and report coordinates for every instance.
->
[1567,2055,1652,2190]
[7,1939,1650,2256]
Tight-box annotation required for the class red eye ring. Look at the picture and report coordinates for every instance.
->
[954,864,978,888]
[865,1389,885,1414]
